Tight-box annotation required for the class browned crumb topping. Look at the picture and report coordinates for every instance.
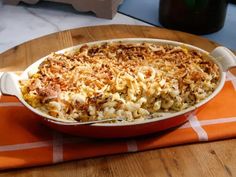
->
[20,42,220,122]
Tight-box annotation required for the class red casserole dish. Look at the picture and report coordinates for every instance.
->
[0,38,236,138]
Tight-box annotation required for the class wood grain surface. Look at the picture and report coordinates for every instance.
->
[0,25,236,177]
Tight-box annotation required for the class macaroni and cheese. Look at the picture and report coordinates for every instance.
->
[19,42,220,122]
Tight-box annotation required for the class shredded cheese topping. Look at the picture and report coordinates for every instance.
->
[19,42,220,122]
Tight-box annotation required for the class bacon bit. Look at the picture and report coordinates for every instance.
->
[191,71,205,81]
[37,84,60,99]
[49,111,58,117]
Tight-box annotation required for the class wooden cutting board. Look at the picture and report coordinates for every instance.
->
[0,25,236,177]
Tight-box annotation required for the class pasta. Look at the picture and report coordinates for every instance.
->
[19,42,220,122]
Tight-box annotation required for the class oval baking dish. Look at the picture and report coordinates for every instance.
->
[1,38,236,138]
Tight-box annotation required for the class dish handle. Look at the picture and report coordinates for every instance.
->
[210,46,236,71]
[0,72,21,97]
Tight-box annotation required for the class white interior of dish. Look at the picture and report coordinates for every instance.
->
[16,38,226,126]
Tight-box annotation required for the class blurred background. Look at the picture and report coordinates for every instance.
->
[0,0,235,53]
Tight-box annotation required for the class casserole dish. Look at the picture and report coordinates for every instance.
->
[1,38,236,138]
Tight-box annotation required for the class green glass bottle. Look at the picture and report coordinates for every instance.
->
[159,0,228,34]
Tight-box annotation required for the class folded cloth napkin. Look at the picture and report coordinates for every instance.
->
[0,72,235,170]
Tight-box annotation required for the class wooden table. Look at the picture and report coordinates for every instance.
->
[0,25,236,177]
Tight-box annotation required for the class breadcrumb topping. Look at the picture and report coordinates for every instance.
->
[19,42,220,122]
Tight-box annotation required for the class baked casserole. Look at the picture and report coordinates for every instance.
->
[19,42,220,122]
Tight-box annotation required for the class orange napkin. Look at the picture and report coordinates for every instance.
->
[0,72,236,170]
